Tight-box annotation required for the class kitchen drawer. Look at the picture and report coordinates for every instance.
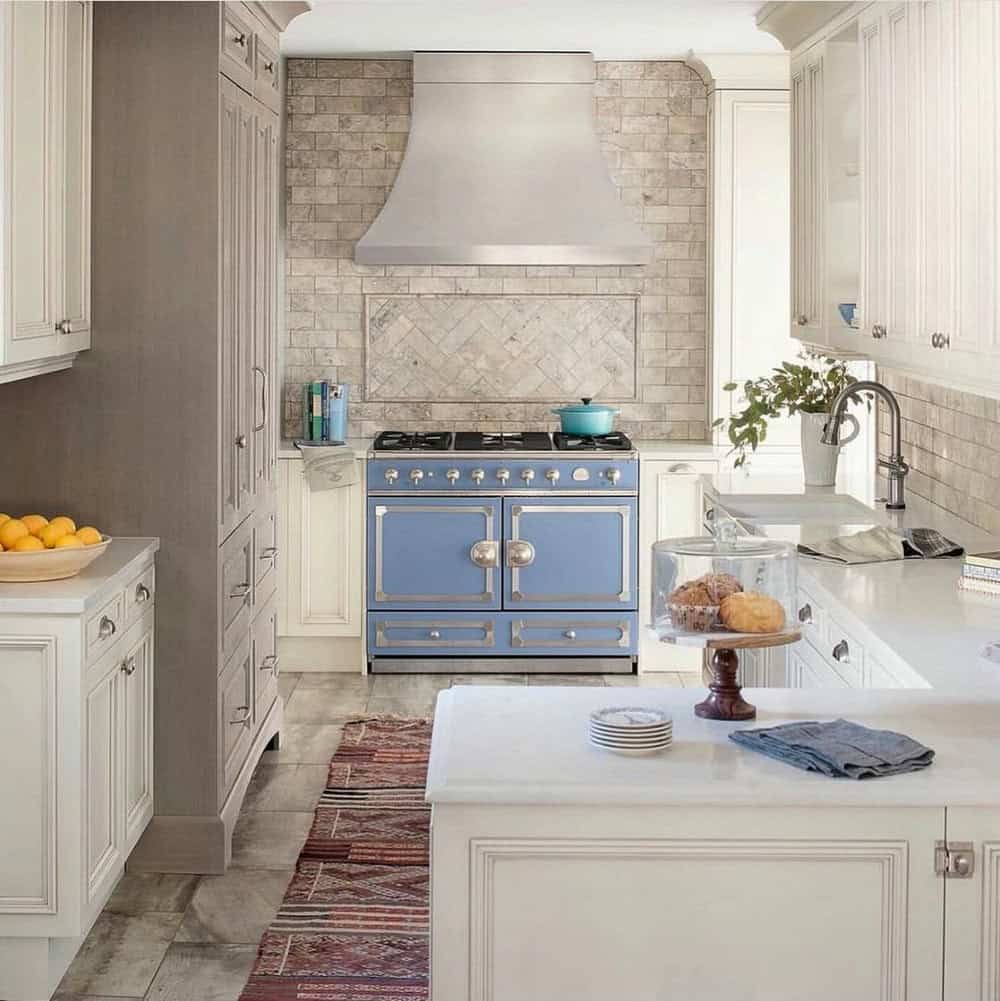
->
[253,35,280,112]
[221,523,254,661]
[795,583,827,655]
[823,612,864,687]
[86,591,125,664]
[123,563,155,631]
[219,633,253,802]
[509,615,635,654]
[787,641,850,689]
[866,654,904,689]
[252,594,279,725]
[253,506,278,609]
[219,3,255,90]
[372,615,496,653]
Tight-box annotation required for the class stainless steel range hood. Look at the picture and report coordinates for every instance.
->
[354,52,653,266]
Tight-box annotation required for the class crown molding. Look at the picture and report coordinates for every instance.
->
[244,1,311,34]
[685,52,789,92]
[755,2,853,50]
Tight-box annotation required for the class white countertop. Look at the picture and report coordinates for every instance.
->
[0,537,159,614]
[279,438,369,459]
[703,471,1000,691]
[427,686,1000,808]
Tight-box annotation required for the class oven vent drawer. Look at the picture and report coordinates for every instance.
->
[368,612,638,657]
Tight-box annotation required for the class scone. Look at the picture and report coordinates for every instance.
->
[719,591,786,634]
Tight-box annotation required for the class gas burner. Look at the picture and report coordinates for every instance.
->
[454,431,553,452]
[373,431,454,452]
[553,431,633,451]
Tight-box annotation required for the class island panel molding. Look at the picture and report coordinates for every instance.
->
[985,842,1000,1001]
[364,293,639,403]
[467,836,908,1001]
[0,636,58,916]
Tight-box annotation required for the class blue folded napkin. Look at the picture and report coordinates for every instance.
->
[729,719,934,779]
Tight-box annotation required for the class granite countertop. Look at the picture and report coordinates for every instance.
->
[703,471,1000,692]
[0,537,160,614]
[427,686,1000,808]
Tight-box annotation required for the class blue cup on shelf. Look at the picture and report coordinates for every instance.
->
[328,384,348,443]
[837,302,858,327]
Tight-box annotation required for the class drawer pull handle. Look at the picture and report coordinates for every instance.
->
[428,630,442,640]
[230,705,251,726]
[564,629,577,640]
[871,323,887,340]
[234,32,248,47]
[236,433,248,450]
[98,615,117,639]
[469,540,499,568]
[230,582,251,605]
[264,60,275,74]
[798,603,813,625]
[120,655,137,676]
[668,463,695,474]
[55,318,72,335]
[135,582,151,604]
[259,546,278,561]
[832,639,850,664]
[261,654,280,676]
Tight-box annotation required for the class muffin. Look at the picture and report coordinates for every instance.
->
[699,572,743,604]
[720,591,786,634]
[667,579,722,632]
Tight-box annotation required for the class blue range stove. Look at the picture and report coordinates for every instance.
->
[366,430,639,674]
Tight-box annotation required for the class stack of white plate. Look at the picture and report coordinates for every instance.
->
[589,706,673,756]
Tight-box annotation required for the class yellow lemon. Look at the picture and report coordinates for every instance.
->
[54,533,84,549]
[0,519,29,551]
[21,514,49,537]
[38,522,68,549]
[76,526,103,546]
[12,535,45,552]
[48,516,77,536]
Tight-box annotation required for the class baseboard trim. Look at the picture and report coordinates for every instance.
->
[278,635,365,672]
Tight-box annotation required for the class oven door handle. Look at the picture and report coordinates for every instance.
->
[506,539,536,568]
[469,540,499,568]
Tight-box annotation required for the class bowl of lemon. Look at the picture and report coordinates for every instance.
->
[0,514,111,582]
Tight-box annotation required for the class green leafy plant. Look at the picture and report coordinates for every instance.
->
[713,354,863,468]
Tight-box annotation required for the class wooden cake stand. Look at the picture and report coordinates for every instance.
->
[659,629,802,721]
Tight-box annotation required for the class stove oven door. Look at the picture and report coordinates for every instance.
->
[368,497,502,610]
[502,497,637,609]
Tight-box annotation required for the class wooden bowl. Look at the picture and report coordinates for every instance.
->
[0,536,113,582]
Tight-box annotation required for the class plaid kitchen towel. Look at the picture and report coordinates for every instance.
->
[799,525,963,564]
[730,719,935,779]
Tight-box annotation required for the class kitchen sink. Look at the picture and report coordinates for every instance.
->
[714,493,878,525]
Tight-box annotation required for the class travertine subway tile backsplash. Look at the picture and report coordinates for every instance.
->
[877,370,1000,534]
[283,58,709,440]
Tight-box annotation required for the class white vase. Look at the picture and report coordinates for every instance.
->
[800,411,859,487]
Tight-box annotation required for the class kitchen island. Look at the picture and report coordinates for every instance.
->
[428,684,1000,1001]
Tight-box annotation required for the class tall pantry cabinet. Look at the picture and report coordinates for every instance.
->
[0,1,295,873]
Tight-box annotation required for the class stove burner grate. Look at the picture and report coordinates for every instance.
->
[453,431,553,451]
[372,431,454,452]
[553,431,633,451]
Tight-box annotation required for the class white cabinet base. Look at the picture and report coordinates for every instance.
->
[0,934,83,1001]
[277,635,365,673]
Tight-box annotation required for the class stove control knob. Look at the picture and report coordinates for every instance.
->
[605,468,622,485]
[471,468,485,484]
[545,469,560,484]
[446,468,460,484]
[520,468,535,483]
[496,468,511,484]
[409,469,425,484]
[384,468,399,484]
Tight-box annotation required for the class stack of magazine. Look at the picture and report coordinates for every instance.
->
[959,550,1000,597]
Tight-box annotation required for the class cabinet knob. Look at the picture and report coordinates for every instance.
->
[135,582,151,604]
[428,630,442,640]
[832,639,850,663]
[797,603,813,625]
[55,319,72,335]
[564,629,577,640]
[234,32,248,47]
[871,323,886,340]
[120,655,136,676]
[264,60,275,73]
[931,332,951,350]
[236,434,248,449]
[795,314,808,326]
[99,615,117,639]
[230,705,251,726]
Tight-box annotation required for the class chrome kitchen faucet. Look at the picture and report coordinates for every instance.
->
[822,380,909,510]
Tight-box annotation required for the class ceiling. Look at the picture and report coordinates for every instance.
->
[281,1,784,60]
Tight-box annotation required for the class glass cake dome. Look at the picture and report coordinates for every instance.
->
[651,535,798,638]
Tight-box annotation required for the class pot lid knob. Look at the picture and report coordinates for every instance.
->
[581,397,592,405]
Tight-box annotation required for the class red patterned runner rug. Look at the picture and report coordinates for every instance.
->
[238,716,432,1001]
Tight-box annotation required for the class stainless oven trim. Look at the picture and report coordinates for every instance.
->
[507,502,632,604]
[368,490,638,498]
[375,618,496,648]
[373,503,497,603]
[510,618,631,649]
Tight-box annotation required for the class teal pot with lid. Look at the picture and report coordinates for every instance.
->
[551,398,621,436]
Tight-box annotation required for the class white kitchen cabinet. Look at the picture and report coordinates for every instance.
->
[0,0,92,384]
[638,458,719,672]
[0,540,157,1001]
[278,457,365,640]
[788,0,1000,394]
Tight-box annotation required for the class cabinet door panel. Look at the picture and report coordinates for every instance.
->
[85,661,121,901]
[859,9,884,341]
[121,621,153,850]
[10,2,59,348]
[219,634,253,802]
